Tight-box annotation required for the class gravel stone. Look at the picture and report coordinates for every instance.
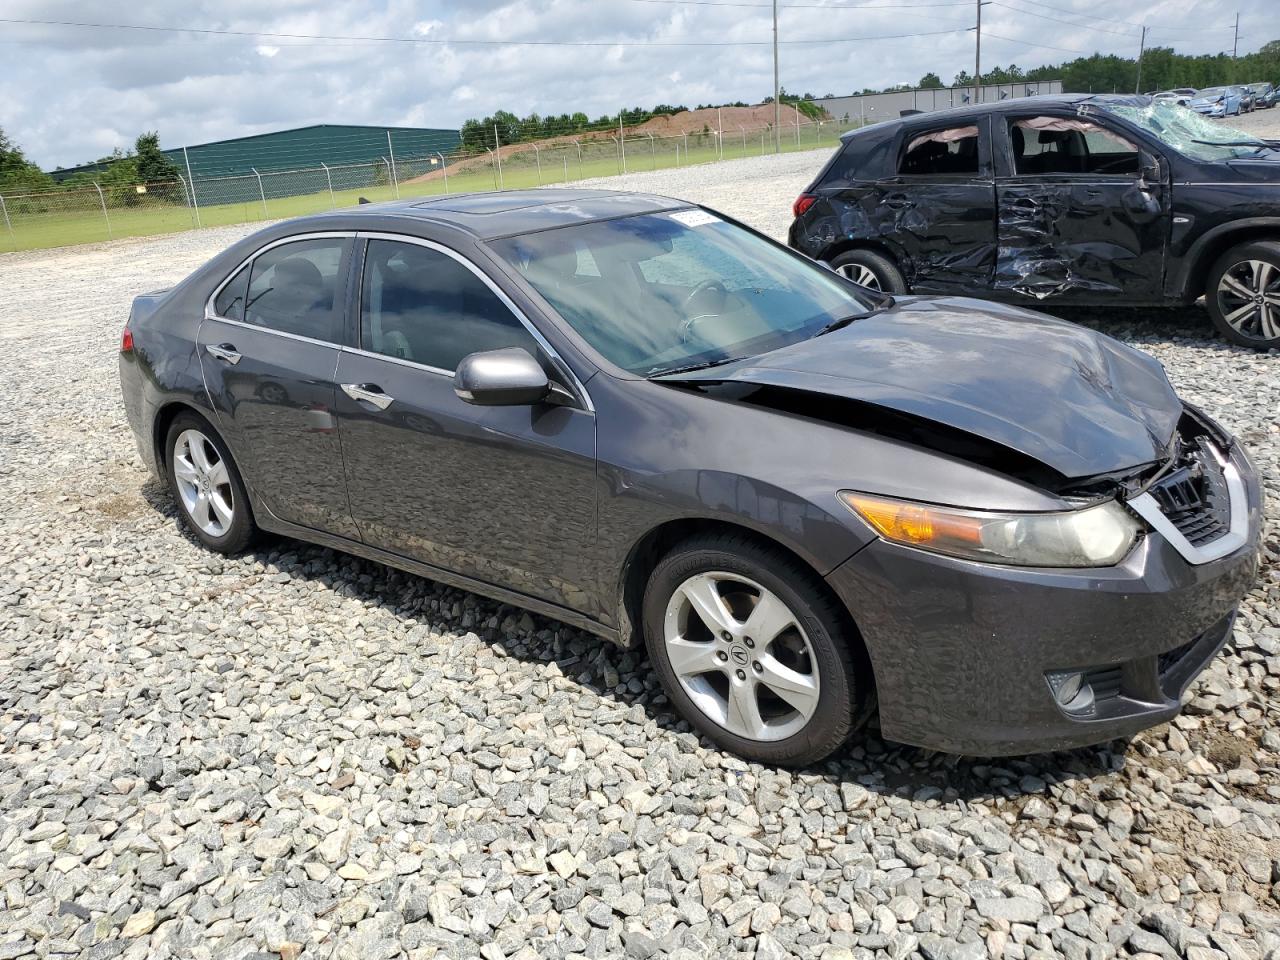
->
[3,134,1280,959]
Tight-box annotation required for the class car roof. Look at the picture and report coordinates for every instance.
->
[283,188,688,240]
[837,93,1133,142]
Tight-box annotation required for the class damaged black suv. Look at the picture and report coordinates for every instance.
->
[790,94,1280,350]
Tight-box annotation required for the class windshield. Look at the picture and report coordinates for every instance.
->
[1106,100,1270,161]
[490,211,877,376]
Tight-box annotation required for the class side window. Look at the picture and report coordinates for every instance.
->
[899,125,980,176]
[1010,118,1139,176]
[213,262,250,321]
[243,238,347,341]
[360,239,541,372]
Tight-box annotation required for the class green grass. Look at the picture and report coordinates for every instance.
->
[0,123,854,253]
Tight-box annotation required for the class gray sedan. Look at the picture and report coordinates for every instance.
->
[118,189,1261,765]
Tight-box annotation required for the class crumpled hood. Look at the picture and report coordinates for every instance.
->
[666,297,1183,479]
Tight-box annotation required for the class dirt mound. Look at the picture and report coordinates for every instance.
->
[630,103,809,136]
[403,103,816,186]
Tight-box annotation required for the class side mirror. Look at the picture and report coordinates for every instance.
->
[453,347,551,406]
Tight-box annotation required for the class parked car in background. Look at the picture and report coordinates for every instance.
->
[119,189,1261,764]
[1239,86,1257,112]
[789,94,1280,349]
[1247,82,1277,109]
[1190,86,1244,117]
[1154,88,1198,107]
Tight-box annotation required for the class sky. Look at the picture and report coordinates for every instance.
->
[0,0,1271,169]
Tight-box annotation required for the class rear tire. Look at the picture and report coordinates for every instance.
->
[164,412,257,553]
[642,533,872,767]
[828,249,907,294]
[1205,241,1280,350]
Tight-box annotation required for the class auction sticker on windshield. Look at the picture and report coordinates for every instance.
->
[669,209,720,227]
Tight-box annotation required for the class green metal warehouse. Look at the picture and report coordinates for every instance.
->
[51,123,462,205]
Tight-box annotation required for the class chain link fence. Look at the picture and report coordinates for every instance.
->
[1,109,857,253]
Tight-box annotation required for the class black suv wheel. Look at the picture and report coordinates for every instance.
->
[828,249,907,294]
[1206,241,1280,349]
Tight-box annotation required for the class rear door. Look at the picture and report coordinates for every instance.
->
[198,234,359,539]
[333,234,598,611]
[993,113,1169,301]
[886,118,996,293]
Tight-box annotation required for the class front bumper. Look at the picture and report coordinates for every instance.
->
[1191,103,1226,117]
[826,445,1262,756]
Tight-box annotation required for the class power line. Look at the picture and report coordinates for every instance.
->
[988,2,1139,37]
[0,15,970,47]
[981,30,1091,53]
[994,0,1144,28]
[626,0,974,8]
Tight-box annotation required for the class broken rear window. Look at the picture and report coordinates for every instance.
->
[899,125,980,176]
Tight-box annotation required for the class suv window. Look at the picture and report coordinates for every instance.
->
[899,125,980,175]
[214,263,250,321]
[244,238,346,341]
[360,239,540,372]
[1009,117,1139,175]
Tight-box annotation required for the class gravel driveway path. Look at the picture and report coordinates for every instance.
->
[1,143,1278,960]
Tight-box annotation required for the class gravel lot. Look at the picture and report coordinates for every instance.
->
[1,132,1279,960]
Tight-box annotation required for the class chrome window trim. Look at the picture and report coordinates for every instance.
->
[339,344,453,379]
[1127,445,1249,565]
[203,231,358,326]
[202,314,340,351]
[354,231,594,412]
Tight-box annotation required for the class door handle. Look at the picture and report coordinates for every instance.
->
[1009,197,1040,209]
[341,383,394,411]
[883,194,911,209]
[206,343,241,365]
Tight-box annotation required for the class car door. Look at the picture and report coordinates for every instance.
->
[198,233,360,539]
[884,118,996,293]
[993,114,1169,301]
[333,234,597,611]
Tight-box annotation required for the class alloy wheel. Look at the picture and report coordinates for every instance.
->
[172,428,235,538]
[838,263,882,290]
[662,572,820,742]
[1216,259,1280,343]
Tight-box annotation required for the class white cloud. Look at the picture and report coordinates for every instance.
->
[0,0,1272,168]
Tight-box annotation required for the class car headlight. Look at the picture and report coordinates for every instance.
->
[839,493,1140,567]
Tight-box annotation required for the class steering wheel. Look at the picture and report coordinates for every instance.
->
[683,278,729,309]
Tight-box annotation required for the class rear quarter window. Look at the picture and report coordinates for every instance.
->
[817,133,893,186]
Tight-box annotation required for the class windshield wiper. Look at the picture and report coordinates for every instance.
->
[648,355,748,378]
[1190,138,1268,148]
[814,313,866,336]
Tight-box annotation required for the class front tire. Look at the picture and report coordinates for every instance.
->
[642,534,871,766]
[165,413,257,553]
[1206,241,1280,349]
[828,248,907,294]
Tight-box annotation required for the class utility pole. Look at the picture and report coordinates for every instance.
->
[1232,11,1240,58]
[1135,25,1148,94]
[974,0,983,104]
[772,0,781,153]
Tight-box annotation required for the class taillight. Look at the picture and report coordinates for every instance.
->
[121,328,134,354]
[792,194,816,218]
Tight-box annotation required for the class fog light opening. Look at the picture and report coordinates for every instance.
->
[1048,670,1095,715]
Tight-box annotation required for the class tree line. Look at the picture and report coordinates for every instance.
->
[1,130,181,194]
[853,39,1280,97]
